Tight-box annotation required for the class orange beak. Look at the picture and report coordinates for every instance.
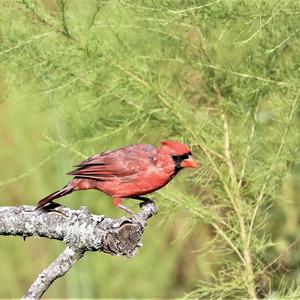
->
[181,156,198,168]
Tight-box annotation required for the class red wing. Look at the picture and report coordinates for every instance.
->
[68,144,156,181]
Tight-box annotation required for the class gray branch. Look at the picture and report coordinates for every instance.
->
[22,246,84,299]
[0,202,157,299]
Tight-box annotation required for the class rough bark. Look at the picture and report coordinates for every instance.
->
[0,201,157,299]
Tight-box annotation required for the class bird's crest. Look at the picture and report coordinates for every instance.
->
[160,140,191,155]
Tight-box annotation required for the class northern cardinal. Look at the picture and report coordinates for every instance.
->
[36,141,197,214]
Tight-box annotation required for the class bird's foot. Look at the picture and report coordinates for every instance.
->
[139,198,154,208]
[139,199,157,216]
[36,202,68,217]
[117,198,158,228]
[117,204,146,228]
[136,200,157,228]
[131,196,157,214]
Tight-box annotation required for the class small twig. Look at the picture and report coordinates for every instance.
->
[237,2,289,46]
[58,0,72,39]
[261,236,300,275]
[238,105,259,189]
[0,33,51,57]
[19,0,52,27]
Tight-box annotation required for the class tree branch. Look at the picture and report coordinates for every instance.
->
[0,202,157,298]
[22,246,84,299]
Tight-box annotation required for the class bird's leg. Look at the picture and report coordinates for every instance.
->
[113,198,134,215]
[113,198,146,227]
[118,204,135,215]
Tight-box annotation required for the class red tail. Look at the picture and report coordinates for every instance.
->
[36,183,74,209]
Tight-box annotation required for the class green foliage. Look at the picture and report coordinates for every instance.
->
[0,0,300,298]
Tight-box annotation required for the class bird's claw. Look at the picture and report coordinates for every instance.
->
[139,199,157,217]
[36,202,68,217]
[139,199,153,209]
[140,199,156,210]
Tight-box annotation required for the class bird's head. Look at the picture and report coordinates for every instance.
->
[159,140,198,169]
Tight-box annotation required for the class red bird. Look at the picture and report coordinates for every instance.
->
[36,141,197,214]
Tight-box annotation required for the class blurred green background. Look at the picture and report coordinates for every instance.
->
[1,0,300,298]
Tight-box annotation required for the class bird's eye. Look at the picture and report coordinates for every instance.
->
[171,152,192,161]
[180,153,190,160]
[179,152,192,160]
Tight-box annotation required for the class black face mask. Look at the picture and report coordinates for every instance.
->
[171,152,192,177]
